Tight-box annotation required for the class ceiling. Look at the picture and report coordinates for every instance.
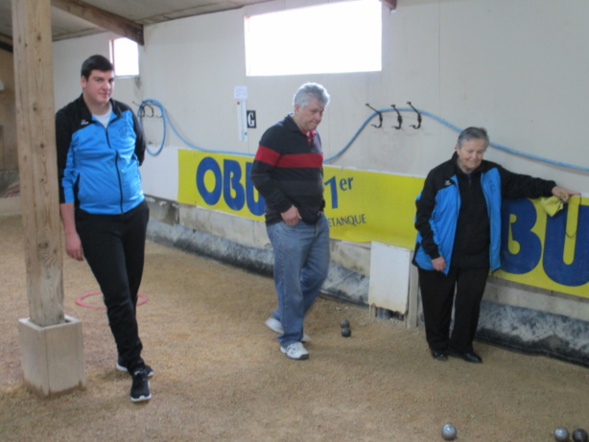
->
[0,0,275,50]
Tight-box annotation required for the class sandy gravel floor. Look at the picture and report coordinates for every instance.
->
[1,215,588,441]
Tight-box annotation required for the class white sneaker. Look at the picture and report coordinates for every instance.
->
[265,317,311,343]
[280,342,309,360]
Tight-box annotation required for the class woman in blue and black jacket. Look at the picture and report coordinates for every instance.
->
[413,127,577,364]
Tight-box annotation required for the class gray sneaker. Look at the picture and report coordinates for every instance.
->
[280,342,309,360]
[117,360,154,378]
[265,317,311,343]
[130,369,152,403]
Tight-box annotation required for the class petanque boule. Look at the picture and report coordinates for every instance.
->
[341,327,351,337]
[554,427,570,442]
[441,424,457,440]
[340,319,350,328]
[573,429,589,442]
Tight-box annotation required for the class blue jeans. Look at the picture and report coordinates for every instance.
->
[267,213,330,347]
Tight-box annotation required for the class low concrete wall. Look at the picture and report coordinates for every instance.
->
[145,197,589,367]
[477,300,589,367]
[147,217,369,306]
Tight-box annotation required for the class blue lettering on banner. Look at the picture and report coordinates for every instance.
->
[223,159,245,210]
[324,175,354,209]
[195,160,353,218]
[195,157,265,216]
[544,204,589,286]
[245,162,265,216]
[328,214,367,228]
[501,199,542,274]
[196,157,222,205]
[501,199,589,288]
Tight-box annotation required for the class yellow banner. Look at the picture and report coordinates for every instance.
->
[322,167,423,249]
[495,196,588,297]
[178,150,589,298]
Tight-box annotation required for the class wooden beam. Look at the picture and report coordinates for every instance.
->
[11,0,64,327]
[51,0,144,45]
[381,0,397,10]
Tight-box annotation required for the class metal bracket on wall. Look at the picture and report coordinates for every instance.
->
[407,101,422,129]
[365,103,383,128]
[390,104,402,130]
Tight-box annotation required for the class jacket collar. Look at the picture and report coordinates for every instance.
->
[75,94,122,120]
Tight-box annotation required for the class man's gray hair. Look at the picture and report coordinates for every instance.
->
[457,127,489,148]
[293,82,330,109]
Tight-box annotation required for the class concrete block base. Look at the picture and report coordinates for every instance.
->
[18,315,86,397]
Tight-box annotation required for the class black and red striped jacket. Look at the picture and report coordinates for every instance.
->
[250,114,325,225]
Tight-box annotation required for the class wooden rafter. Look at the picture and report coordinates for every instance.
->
[51,0,144,45]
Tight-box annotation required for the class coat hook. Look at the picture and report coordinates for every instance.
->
[390,104,402,129]
[407,101,422,129]
[136,101,158,118]
[365,103,383,128]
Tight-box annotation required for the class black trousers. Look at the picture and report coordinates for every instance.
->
[418,266,489,353]
[76,200,149,373]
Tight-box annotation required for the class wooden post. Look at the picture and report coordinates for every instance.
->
[12,0,86,396]
[11,0,64,327]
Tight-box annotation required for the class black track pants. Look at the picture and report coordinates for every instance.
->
[418,266,489,353]
[76,200,149,373]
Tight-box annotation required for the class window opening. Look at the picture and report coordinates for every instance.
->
[244,0,381,76]
[110,37,139,77]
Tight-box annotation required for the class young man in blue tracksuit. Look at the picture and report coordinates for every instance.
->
[56,55,153,402]
[413,127,578,363]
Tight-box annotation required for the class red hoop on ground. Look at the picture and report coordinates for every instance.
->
[75,291,148,310]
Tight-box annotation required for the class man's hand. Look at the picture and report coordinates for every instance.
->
[60,202,84,261]
[65,230,84,261]
[281,205,302,225]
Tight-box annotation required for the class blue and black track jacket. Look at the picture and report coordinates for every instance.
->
[250,114,325,225]
[56,95,146,215]
[413,152,556,274]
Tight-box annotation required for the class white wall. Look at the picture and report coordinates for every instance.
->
[52,0,589,305]
[53,0,589,191]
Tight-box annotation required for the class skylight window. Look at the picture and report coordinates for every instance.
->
[244,0,382,76]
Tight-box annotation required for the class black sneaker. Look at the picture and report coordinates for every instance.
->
[117,360,154,378]
[130,369,151,403]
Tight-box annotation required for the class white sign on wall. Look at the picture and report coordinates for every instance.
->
[234,86,248,142]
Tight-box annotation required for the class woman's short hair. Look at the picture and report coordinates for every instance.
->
[457,127,489,148]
